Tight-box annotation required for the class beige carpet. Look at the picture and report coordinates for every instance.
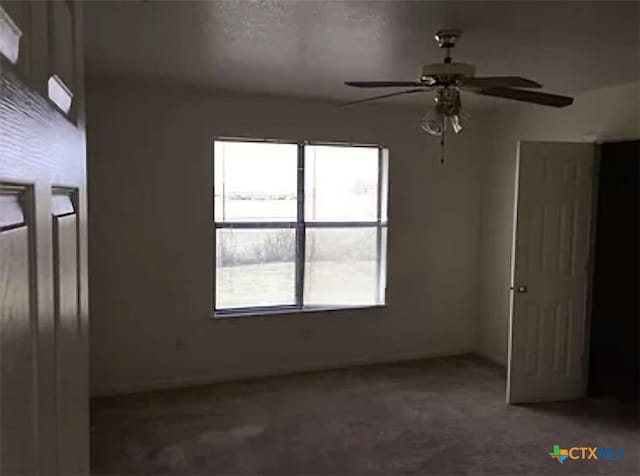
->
[91,355,639,475]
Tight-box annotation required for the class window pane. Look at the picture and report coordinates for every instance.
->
[216,229,295,309]
[304,227,385,306]
[215,141,297,222]
[305,145,379,221]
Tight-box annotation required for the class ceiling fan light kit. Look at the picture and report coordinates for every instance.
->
[342,29,574,165]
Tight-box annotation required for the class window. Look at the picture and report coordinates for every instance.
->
[214,139,388,315]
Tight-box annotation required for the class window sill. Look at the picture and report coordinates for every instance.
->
[213,304,386,319]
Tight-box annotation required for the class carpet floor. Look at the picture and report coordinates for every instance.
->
[90,355,639,475]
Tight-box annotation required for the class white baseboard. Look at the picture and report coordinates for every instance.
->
[92,348,473,397]
[474,348,506,367]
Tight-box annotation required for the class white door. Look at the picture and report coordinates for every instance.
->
[1,1,88,474]
[507,141,594,403]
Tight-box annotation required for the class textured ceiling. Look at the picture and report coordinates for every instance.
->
[84,0,640,109]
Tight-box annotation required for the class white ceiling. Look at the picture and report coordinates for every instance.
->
[84,0,640,109]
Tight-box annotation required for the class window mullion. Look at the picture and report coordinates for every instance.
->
[214,221,297,229]
[377,147,383,225]
[375,147,383,304]
[295,143,305,308]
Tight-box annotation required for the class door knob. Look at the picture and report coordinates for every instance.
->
[516,285,528,293]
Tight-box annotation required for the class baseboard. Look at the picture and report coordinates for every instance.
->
[91,348,473,397]
[474,348,506,367]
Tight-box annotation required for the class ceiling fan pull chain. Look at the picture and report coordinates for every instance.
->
[440,118,446,166]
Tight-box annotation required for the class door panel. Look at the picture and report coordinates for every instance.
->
[0,0,32,82]
[47,0,76,117]
[52,192,82,474]
[49,1,75,90]
[0,187,36,474]
[507,142,594,403]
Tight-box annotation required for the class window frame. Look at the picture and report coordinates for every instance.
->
[213,137,388,317]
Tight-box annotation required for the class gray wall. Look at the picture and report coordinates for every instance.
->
[477,81,640,365]
[87,79,485,396]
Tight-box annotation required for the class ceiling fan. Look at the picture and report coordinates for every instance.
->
[341,30,574,164]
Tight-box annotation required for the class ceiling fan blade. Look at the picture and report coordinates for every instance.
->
[462,76,542,89]
[345,81,427,88]
[338,88,430,108]
[473,87,574,107]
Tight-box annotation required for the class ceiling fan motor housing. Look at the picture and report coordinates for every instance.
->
[420,62,476,85]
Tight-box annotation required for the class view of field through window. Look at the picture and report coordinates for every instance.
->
[214,140,387,312]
